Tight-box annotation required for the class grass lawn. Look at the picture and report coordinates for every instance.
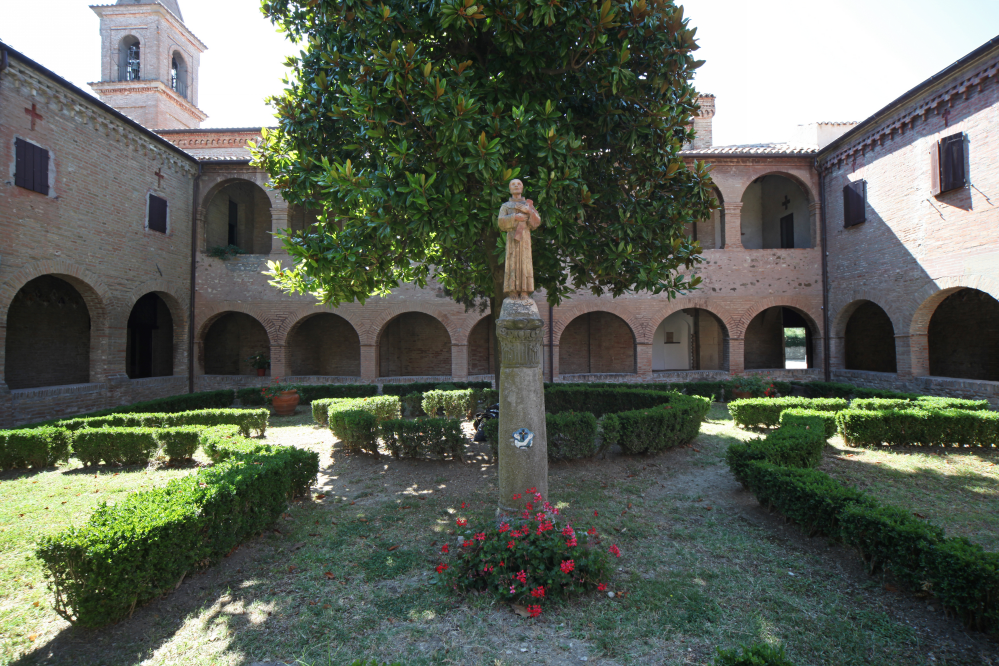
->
[4,406,998,666]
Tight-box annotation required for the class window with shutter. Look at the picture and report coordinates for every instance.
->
[843,180,866,227]
[148,194,168,233]
[14,139,50,196]
[939,133,966,193]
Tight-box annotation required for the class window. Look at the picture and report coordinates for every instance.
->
[843,180,866,227]
[930,132,966,195]
[148,194,168,233]
[171,53,188,99]
[779,214,794,248]
[119,36,141,82]
[14,139,49,195]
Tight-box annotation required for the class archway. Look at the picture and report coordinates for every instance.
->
[928,288,999,381]
[5,276,91,389]
[740,175,812,249]
[744,306,815,370]
[653,309,728,371]
[204,180,272,255]
[126,293,174,379]
[559,312,636,374]
[845,301,897,373]
[468,316,495,376]
[118,35,141,81]
[170,52,188,98]
[287,313,361,376]
[378,312,452,377]
[202,312,270,375]
[684,188,724,250]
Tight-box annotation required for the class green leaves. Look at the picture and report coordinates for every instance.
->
[253,0,716,308]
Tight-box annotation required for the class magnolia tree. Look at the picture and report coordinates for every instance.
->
[254,0,717,368]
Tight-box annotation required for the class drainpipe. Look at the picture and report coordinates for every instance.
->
[817,162,831,382]
[188,162,202,394]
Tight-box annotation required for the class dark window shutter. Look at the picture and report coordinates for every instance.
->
[14,139,49,195]
[780,214,795,249]
[939,132,966,193]
[929,142,941,196]
[148,195,168,233]
[843,180,866,227]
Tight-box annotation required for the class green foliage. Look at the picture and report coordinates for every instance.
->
[57,409,268,438]
[728,397,848,429]
[442,492,613,610]
[380,382,445,397]
[381,418,467,460]
[422,389,477,419]
[713,643,797,666]
[207,244,247,260]
[601,395,710,455]
[544,386,677,417]
[26,391,237,428]
[801,381,917,400]
[778,408,838,439]
[317,395,401,429]
[73,428,160,467]
[0,427,72,470]
[726,413,829,485]
[400,392,428,417]
[850,397,990,411]
[836,408,999,448]
[36,435,319,628]
[330,409,381,454]
[547,411,599,460]
[254,0,714,311]
[199,425,251,463]
[237,383,378,406]
[156,427,204,462]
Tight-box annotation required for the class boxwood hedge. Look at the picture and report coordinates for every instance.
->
[36,434,318,628]
[58,408,268,438]
[0,427,72,470]
[836,408,999,448]
[728,397,849,430]
[381,418,467,460]
[602,395,711,455]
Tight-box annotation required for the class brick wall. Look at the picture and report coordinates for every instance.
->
[744,307,784,369]
[467,317,495,376]
[844,301,897,373]
[559,312,636,374]
[378,312,452,377]
[287,313,361,376]
[202,312,271,376]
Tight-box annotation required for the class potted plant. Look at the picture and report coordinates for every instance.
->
[246,351,270,376]
[262,378,300,416]
[731,374,766,399]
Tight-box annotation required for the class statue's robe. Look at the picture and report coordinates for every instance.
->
[497,199,540,296]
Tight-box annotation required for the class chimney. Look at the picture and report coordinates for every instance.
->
[690,94,715,150]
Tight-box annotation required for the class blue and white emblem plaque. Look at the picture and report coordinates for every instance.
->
[511,428,534,450]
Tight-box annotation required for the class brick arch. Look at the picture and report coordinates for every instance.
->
[196,304,282,346]
[362,306,459,347]
[123,279,187,331]
[374,310,454,378]
[646,298,735,341]
[282,310,362,377]
[831,291,906,339]
[731,297,823,339]
[553,302,641,345]
[199,173,280,210]
[907,275,999,337]
[278,308,363,347]
[733,169,817,206]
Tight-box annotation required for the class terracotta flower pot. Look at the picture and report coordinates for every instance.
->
[256,368,266,377]
[272,390,300,416]
[732,390,753,400]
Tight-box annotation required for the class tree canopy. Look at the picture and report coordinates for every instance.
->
[254,0,717,311]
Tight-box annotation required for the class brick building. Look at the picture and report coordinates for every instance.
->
[1,3,996,426]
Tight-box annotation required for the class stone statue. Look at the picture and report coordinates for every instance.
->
[497,179,542,300]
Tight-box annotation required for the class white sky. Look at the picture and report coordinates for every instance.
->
[3,0,998,145]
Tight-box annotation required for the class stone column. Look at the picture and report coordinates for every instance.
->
[360,344,378,383]
[496,298,548,512]
[728,337,746,375]
[636,343,653,379]
[451,343,468,381]
[723,203,744,250]
[905,333,929,378]
[270,344,288,378]
[829,335,846,371]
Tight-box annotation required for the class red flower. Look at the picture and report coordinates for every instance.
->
[526,487,537,494]
[512,493,522,501]
[525,502,534,511]
[530,586,546,598]
[560,559,575,574]
[499,522,510,533]
[609,544,621,558]
[507,540,516,550]
[562,525,574,537]
[456,518,467,527]
[436,563,448,573]
[515,570,527,584]
[500,561,504,567]
[594,510,599,517]
[483,565,494,573]
[441,544,449,554]
[461,502,466,509]
[598,583,607,592]
[566,537,577,547]
[474,532,486,541]
[527,604,542,618]
[587,527,597,536]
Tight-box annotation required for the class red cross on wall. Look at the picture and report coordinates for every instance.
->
[24,104,43,130]
[155,169,165,188]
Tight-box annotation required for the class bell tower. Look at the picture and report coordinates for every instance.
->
[89,0,208,129]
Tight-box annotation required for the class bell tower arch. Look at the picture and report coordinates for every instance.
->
[89,0,208,129]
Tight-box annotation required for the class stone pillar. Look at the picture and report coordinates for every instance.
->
[496,298,548,513]
[723,203,744,250]
[809,201,822,250]
[905,333,928,378]
[728,337,746,375]
[636,343,653,379]
[270,344,288,378]
[270,197,290,255]
[829,335,846,371]
[360,344,378,383]
[451,343,468,381]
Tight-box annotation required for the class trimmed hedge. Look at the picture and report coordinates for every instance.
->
[547,411,600,460]
[0,427,72,470]
[836,408,999,448]
[37,434,319,627]
[728,397,848,429]
[330,410,380,454]
[73,428,160,467]
[236,383,378,406]
[601,395,711,455]
[422,389,476,419]
[58,409,268,438]
[380,381,491,397]
[850,397,991,412]
[400,392,427,417]
[381,418,467,460]
[544,386,677,417]
[316,395,401,428]
[801,381,917,400]
[778,408,838,439]
[726,413,829,484]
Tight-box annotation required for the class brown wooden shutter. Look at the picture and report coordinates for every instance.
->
[929,141,941,196]
[843,180,866,227]
[940,132,966,192]
[36,146,49,195]
[14,139,27,190]
[148,194,168,233]
[14,139,49,195]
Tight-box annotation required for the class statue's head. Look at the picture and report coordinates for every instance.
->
[509,179,524,197]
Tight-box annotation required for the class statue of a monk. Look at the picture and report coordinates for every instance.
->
[497,179,542,300]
